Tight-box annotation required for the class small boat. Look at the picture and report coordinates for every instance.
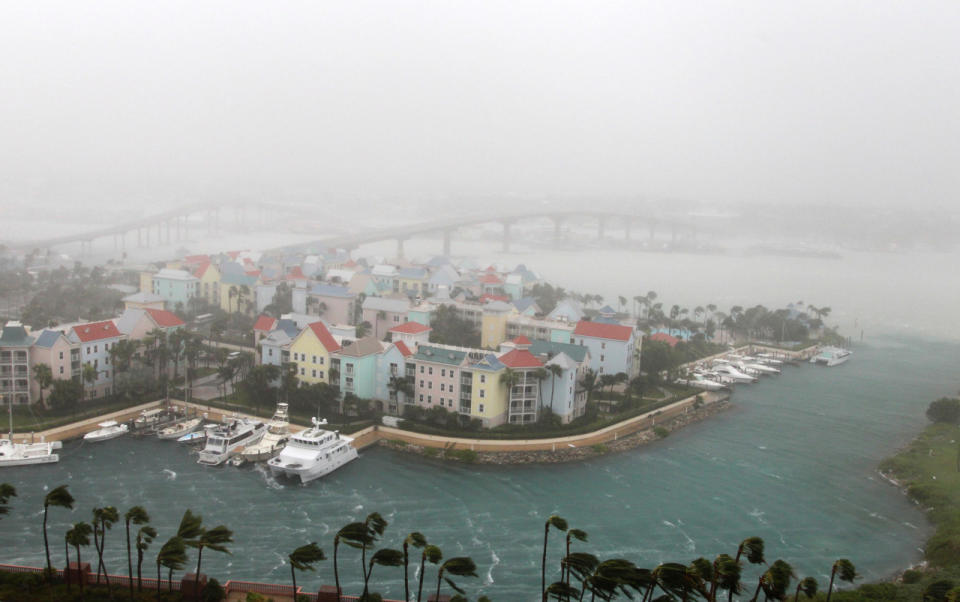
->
[157,417,204,440]
[1,398,62,467]
[241,402,291,463]
[83,420,129,442]
[676,373,727,391]
[228,455,246,467]
[810,346,852,367]
[133,409,165,431]
[197,418,267,466]
[268,417,358,484]
[177,427,211,446]
[713,362,758,383]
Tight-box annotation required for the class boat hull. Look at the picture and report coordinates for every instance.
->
[157,420,203,440]
[269,447,359,484]
[0,453,60,467]
[83,426,129,442]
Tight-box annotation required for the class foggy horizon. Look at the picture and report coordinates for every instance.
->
[2,1,958,214]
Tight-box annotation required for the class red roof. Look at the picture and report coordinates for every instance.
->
[499,348,543,368]
[245,269,261,278]
[511,335,531,345]
[394,340,413,357]
[479,274,503,285]
[480,293,511,303]
[145,308,186,328]
[573,320,633,342]
[183,254,209,265]
[343,259,358,268]
[287,266,306,280]
[193,262,212,278]
[308,322,341,352]
[253,315,277,332]
[227,250,243,259]
[389,321,432,334]
[73,320,122,343]
[649,332,680,347]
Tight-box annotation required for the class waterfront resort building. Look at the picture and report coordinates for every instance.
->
[0,321,35,405]
[68,320,125,399]
[572,320,641,379]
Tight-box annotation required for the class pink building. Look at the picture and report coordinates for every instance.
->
[388,321,431,348]
[30,329,79,402]
[408,344,468,412]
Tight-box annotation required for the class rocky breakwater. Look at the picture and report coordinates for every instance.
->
[379,398,731,465]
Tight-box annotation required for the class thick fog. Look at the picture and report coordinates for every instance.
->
[1,1,958,212]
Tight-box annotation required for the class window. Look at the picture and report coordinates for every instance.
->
[448,400,453,407]
[428,382,433,389]
[86,346,91,354]
[268,348,273,356]
[440,383,445,392]
[393,315,400,322]
[59,367,64,375]
[94,345,98,353]
[427,395,432,403]
[428,367,433,375]
[419,394,424,402]
[419,380,424,388]
[312,369,317,378]
[319,357,325,365]
[600,355,605,362]
[478,403,484,413]
[479,389,485,398]
[601,342,606,350]
[59,351,64,360]
[300,368,305,376]
[440,397,444,404]
[319,371,324,379]
[480,374,486,384]
[420,366,424,374]
[312,355,317,363]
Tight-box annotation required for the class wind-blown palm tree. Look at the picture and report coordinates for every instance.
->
[403,531,427,602]
[191,525,233,598]
[561,529,588,598]
[542,515,569,601]
[728,537,765,602]
[157,536,187,592]
[43,485,75,576]
[125,506,150,598]
[557,552,597,601]
[364,548,404,599]
[91,505,119,586]
[533,367,550,417]
[136,525,157,592]
[81,363,97,401]
[825,559,857,601]
[546,363,564,416]
[334,522,371,602]
[0,483,15,518]
[289,542,325,598]
[32,363,53,407]
[434,556,478,601]
[360,513,388,589]
[65,522,93,594]
[707,553,741,602]
[418,545,443,602]
[795,576,818,600]
[750,559,794,602]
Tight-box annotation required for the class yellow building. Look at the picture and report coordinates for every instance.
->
[480,301,513,349]
[288,322,341,385]
[219,273,259,314]
[138,269,156,293]
[193,263,222,306]
[458,354,509,427]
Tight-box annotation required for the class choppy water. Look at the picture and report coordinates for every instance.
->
[2,335,959,600]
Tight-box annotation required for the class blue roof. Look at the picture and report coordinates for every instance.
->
[513,297,539,313]
[221,272,258,286]
[598,305,617,314]
[276,319,300,337]
[528,339,589,363]
[33,330,64,348]
[397,267,428,279]
[309,283,354,298]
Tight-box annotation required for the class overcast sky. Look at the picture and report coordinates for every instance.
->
[1,1,958,211]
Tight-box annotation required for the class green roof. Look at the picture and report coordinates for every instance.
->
[528,339,588,363]
[412,345,468,366]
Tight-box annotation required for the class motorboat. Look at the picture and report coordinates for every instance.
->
[177,425,214,446]
[810,346,852,367]
[83,420,129,442]
[157,417,204,441]
[241,402,290,463]
[268,417,358,484]
[739,361,780,376]
[197,418,266,466]
[1,398,62,467]
[133,409,165,431]
[713,362,758,383]
[676,373,727,391]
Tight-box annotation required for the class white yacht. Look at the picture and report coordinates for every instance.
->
[133,408,165,431]
[197,418,266,466]
[268,418,358,484]
[713,362,758,383]
[157,417,203,440]
[676,373,727,391]
[178,424,215,446]
[83,420,129,442]
[241,403,291,463]
[810,346,852,367]
[1,398,62,467]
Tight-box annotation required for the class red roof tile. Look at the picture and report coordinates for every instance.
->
[480,293,511,303]
[253,315,277,332]
[394,340,413,357]
[389,321,432,334]
[308,321,341,352]
[499,348,543,368]
[145,308,186,328]
[193,262,212,278]
[245,269,261,278]
[287,266,306,280]
[649,332,680,347]
[183,254,210,265]
[480,274,503,285]
[73,320,122,343]
[573,321,633,342]
[511,335,531,345]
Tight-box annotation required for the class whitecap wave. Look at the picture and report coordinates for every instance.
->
[485,550,500,585]
[162,469,177,481]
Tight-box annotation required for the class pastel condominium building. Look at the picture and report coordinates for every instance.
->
[0,321,34,405]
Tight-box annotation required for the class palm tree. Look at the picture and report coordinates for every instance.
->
[580,369,598,405]
[561,528,587,597]
[32,364,53,407]
[359,512,388,588]
[191,525,233,598]
[434,556,478,602]
[750,559,794,602]
[558,551,597,600]
[825,559,857,601]
[403,531,427,602]
[136,525,157,592]
[418,544,443,602]
[125,506,150,598]
[81,363,97,401]
[795,576,818,600]
[43,485,74,576]
[289,542,326,598]
[228,285,238,313]
[725,536,766,602]
[91,505,119,586]
[618,296,627,313]
[65,522,93,594]
[707,553,741,602]
[533,367,550,417]
[334,522,370,602]
[364,548,404,599]
[0,483,15,518]
[546,363,564,415]
[156,536,187,592]
[542,515,568,601]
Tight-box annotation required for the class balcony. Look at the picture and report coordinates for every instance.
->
[461,377,472,386]
[459,404,472,414]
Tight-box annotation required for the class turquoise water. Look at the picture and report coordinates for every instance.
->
[2,335,959,600]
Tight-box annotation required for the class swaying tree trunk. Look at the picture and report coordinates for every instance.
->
[291,563,297,599]
[542,522,550,602]
[76,545,85,593]
[137,550,144,592]
[65,539,71,594]
[194,544,205,599]
[435,568,445,602]
[417,555,427,602]
[43,506,52,576]
[157,562,162,593]
[126,522,133,600]
[403,544,410,602]
[826,569,837,602]
[334,541,341,602]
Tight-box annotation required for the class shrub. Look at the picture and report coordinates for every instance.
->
[654,426,670,439]
[447,449,478,463]
[591,444,609,454]
[202,578,227,602]
[901,569,923,584]
[926,398,960,424]
[422,447,439,457]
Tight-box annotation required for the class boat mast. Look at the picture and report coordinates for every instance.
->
[6,393,12,441]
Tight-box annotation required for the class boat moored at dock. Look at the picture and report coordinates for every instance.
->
[241,402,291,463]
[197,418,266,466]
[810,346,852,366]
[83,420,129,442]
[157,417,204,440]
[268,417,358,484]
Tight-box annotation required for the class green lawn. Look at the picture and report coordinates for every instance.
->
[8,396,161,433]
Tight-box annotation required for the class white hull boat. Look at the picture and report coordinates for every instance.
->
[810,347,852,367]
[269,418,358,484]
[83,420,129,442]
[241,402,291,463]
[713,363,758,383]
[676,374,727,391]
[0,438,62,467]
[197,418,266,466]
[157,418,204,440]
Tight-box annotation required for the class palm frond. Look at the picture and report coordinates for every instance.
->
[45,485,75,510]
